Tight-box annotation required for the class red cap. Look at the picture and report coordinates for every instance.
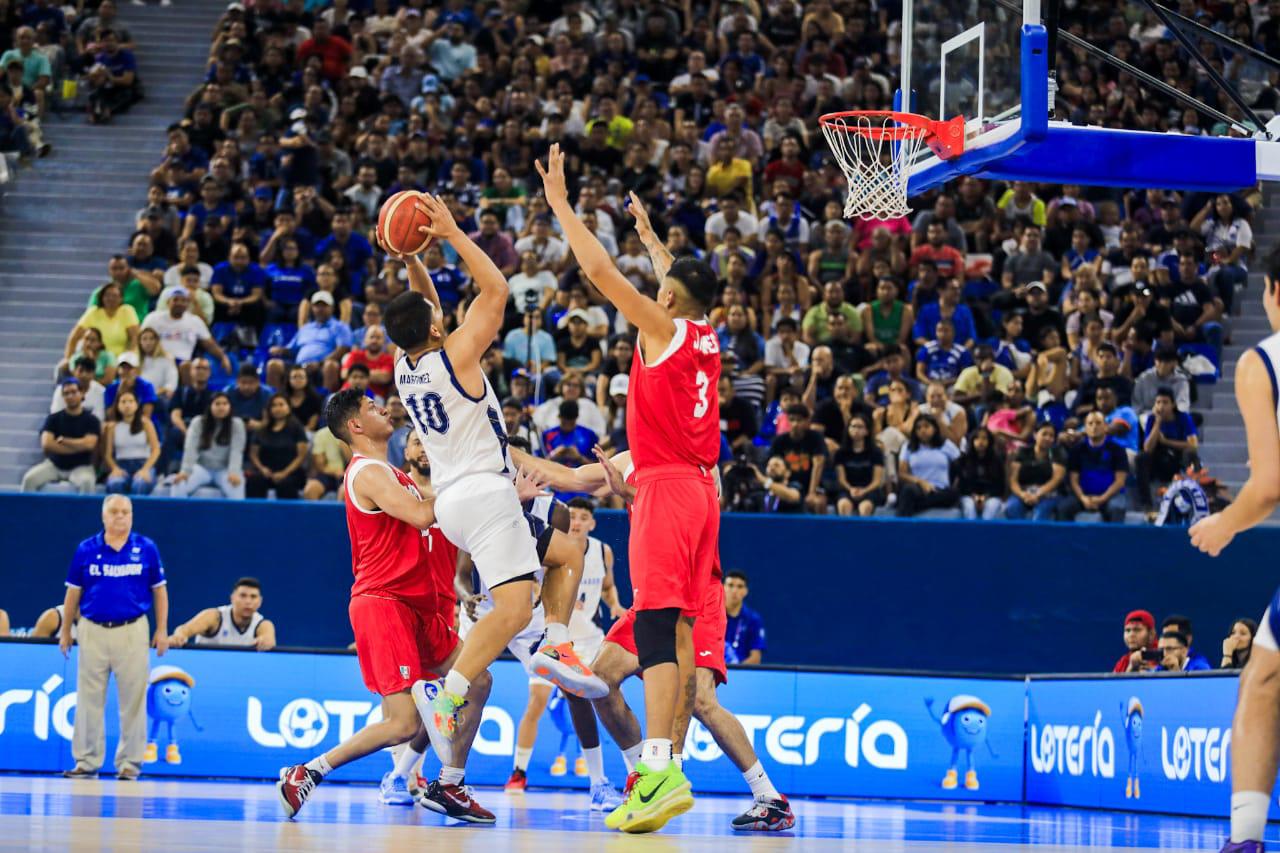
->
[1124,610,1155,632]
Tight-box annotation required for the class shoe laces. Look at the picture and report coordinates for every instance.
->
[295,769,318,799]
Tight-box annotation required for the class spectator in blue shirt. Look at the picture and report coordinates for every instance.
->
[86,29,138,123]
[1160,615,1213,672]
[314,209,374,298]
[1058,411,1129,522]
[227,362,273,430]
[180,176,236,242]
[60,495,168,780]
[269,291,352,391]
[504,311,558,380]
[264,237,316,322]
[542,400,599,479]
[211,242,268,331]
[1136,389,1200,507]
[1095,386,1139,455]
[103,351,158,422]
[723,570,767,665]
[915,319,972,388]
[912,279,977,346]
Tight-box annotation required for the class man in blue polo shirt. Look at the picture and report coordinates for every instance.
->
[61,495,168,780]
[1059,410,1130,523]
[723,570,766,665]
[211,242,268,331]
[269,291,352,390]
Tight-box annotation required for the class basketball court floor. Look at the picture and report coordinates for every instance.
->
[0,774,1266,851]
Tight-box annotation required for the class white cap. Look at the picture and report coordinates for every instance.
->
[117,351,139,367]
[609,373,629,396]
[311,291,335,305]
[565,308,592,323]
[348,65,369,79]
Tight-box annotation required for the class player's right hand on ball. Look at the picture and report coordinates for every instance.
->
[414,194,462,241]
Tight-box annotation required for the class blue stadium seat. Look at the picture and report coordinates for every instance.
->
[256,323,297,365]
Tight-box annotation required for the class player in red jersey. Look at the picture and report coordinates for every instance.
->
[276,390,494,824]
[541,145,721,833]
[516,448,795,832]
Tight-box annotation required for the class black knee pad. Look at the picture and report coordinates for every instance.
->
[634,608,681,669]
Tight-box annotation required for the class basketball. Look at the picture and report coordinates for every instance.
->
[377,191,433,256]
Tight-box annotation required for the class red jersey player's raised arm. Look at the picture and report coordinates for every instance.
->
[537,144,677,356]
[350,462,438,530]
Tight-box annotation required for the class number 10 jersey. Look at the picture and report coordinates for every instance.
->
[395,347,512,493]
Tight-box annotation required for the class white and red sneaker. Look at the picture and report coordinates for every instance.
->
[416,780,496,824]
[276,764,322,819]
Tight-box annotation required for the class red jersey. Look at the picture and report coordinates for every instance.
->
[627,318,722,471]
[342,348,396,400]
[345,454,440,609]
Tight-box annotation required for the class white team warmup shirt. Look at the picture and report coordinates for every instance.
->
[191,604,265,647]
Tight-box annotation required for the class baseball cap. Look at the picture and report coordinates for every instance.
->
[143,204,165,218]
[608,374,629,396]
[420,74,441,93]
[1124,610,1156,633]
[501,396,522,410]
[226,1,244,9]
[165,285,190,299]
[311,291,335,305]
[117,351,139,367]
[403,7,421,15]
[1026,282,1047,293]
[289,107,308,121]
[1058,196,1078,207]
[253,185,273,200]
[566,308,591,323]
[348,65,369,79]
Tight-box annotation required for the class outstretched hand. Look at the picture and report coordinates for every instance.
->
[514,465,552,502]
[627,191,656,243]
[593,445,630,500]
[534,144,569,206]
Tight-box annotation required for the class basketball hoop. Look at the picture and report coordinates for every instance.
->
[819,111,967,221]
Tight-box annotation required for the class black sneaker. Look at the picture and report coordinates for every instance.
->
[731,796,796,831]
[62,767,97,779]
[416,780,496,824]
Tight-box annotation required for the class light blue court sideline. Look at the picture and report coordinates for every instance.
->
[0,774,1269,852]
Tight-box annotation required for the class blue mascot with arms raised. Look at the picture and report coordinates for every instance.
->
[144,665,202,765]
[1122,696,1144,799]
[925,695,995,790]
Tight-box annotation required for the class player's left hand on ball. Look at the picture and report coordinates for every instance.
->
[514,465,551,501]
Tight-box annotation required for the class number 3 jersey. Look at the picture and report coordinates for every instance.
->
[627,317,722,471]
[395,347,512,493]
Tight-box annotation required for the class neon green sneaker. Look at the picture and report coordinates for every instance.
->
[604,762,694,833]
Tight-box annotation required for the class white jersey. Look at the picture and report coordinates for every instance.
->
[395,348,513,493]
[192,604,264,647]
[1254,331,1280,430]
[569,537,607,642]
[54,604,78,641]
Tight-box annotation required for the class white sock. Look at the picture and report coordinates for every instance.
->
[514,747,533,772]
[440,765,465,786]
[1231,790,1270,842]
[304,754,333,777]
[672,753,684,771]
[743,761,780,801]
[545,622,569,646]
[640,738,672,772]
[583,745,605,785]
[392,745,423,781]
[622,743,643,773]
[444,670,471,699]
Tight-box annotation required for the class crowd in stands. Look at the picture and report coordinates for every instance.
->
[16,0,1277,520]
[1111,609,1258,673]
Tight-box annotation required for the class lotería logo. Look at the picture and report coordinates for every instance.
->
[0,675,76,741]
[1029,711,1116,778]
[1160,724,1231,782]
[684,704,908,770]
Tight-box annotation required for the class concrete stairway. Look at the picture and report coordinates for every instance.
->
[0,0,225,486]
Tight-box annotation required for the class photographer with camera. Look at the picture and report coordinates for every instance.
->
[1115,609,1160,673]
[723,454,803,514]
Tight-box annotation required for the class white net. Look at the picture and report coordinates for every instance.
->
[820,114,929,221]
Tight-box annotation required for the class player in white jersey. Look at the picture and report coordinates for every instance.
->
[31,603,77,640]
[1192,251,1280,853]
[381,194,604,743]
[168,578,275,650]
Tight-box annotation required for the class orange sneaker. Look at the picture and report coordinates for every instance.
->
[530,641,608,699]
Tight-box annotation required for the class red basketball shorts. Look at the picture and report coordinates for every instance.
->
[605,578,728,686]
[349,594,459,696]
[629,468,719,617]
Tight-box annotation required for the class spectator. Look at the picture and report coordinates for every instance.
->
[1156,629,1194,673]
[915,319,971,389]
[1005,423,1067,521]
[955,427,1006,520]
[533,373,607,438]
[269,291,352,391]
[913,279,977,347]
[504,307,558,379]
[514,216,569,274]
[135,329,178,399]
[339,324,393,402]
[141,286,230,377]
[103,352,157,422]
[896,414,961,517]
[997,181,1047,227]
[719,305,766,379]
[908,221,965,281]
[1221,618,1257,670]
[85,29,139,123]
[542,400,599,475]
[168,577,276,651]
[59,495,167,781]
[1075,343,1133,417]
[471,209,518,278]
[861,277,914,363]
[833,414,885,517]
[556,310,603,376]
[282,365,323,432]
[53,356,107,417]
[509,251,557,314]
[164,357,213,469]
[705,139,755,212]
[1133,346,1191,416]
[872,377,921,458]
[171,392,245,499]
[245,393,309,500]
[210,242,267,333]
[103,390,160,496]
[1115,609,1159,673]
[814,374,874,454]
[1095,386,1140,458]
[921,381,969,448]
[1002,226,1057,287]
[1190,193,1252,305]
[297,19,352,83]
[67,279,140,360]
[1020,282,1067,357]
[953,344,1016,410]
[767,403,827,514]
[764,316,810,396]
[1059,410,1129,523]
[224,363,271,430]
[305,425,350,500]
[723,570,766,665]
[1160,615,1213,671]
[1137,389,1199,507]
[61,327,117,387]
[1162,253,1224,357]
[719,376,758,455]
[802,280,862,347]
[21,381,101,494]
[0,28,50,108]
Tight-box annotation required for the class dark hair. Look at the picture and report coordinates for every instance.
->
[567,497,595,513]
[199,392,234,451]
[507,434,532,452]
[559,399,580,420]
[775,317,798,332]
[73,356,97,373]
[237,362,258,379]
[1154,387,1177,405]
[1268,247,1280,291]
[347,362,370,377]
[668,257,718,312]
[384,291,434,351]
[324,388,367,443]
[1096,342,1118,357]
[233,577,261,592]
[260,392,301,438]
[1161,629,1189,648]
[725,569,748,584]
[1162,614,1192,636]
[111,389,146,435]
[784,403,810,419]
[909,413,945,450]
[94,280,124,308]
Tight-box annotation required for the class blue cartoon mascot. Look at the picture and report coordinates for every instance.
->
[144,665,202,765]
[1122,696,1144,799]
[925,695,995,790]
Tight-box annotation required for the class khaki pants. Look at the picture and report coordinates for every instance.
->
[72,617,150,774]
[21,459,95,493]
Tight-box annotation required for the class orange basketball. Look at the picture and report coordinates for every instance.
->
[377,190,433,256]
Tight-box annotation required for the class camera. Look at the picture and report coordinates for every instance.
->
[1141,648,1163,663]
[522,289,540,312]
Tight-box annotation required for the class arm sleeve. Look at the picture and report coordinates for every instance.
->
[229,418,247,467]
[66,542,87,588]
[147,539,166,587]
